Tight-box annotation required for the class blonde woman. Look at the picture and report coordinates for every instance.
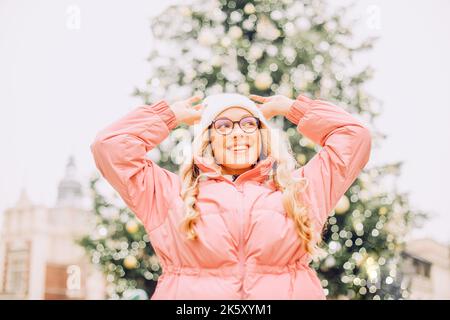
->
[91,92,371,300]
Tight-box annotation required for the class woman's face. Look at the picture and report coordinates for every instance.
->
[209,107,261,173]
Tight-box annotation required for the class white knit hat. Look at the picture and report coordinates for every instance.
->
[189,93,274,166]
[198,93,270,133]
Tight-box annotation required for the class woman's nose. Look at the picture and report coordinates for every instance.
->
[230,123,245,137]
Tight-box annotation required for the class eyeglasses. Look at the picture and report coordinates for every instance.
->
[210,116,261,136]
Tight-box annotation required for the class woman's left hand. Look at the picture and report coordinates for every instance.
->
[248,94,294,120]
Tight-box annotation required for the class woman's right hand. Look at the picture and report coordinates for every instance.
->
[169,94,204,126]
[248,94,294,120]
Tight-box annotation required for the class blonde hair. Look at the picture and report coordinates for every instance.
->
[178,122,322,257]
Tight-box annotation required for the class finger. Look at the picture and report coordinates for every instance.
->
[190,109,204,121]
[189,106,204,114]
[258,104,273,119]
[192,103,204,111]
[186,93,204,104]
[193,109,203,116]
[249,94,268,103]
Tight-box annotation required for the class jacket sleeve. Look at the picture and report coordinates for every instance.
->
[287,94,372,232]
[90,100,181,231]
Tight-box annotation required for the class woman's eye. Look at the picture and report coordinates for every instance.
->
[241,119,257,128]
[217,122,231,129]
[215,120,232,131]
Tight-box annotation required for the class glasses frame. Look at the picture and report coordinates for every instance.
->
[209,116,261,136]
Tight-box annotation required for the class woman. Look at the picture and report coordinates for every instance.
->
[90,91,371,300]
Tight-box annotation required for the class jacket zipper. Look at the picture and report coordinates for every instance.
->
[237,184,246,299]
[207,172,257,299]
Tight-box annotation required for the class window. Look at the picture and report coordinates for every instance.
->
[3,244,30,295]
[412,258,431,278]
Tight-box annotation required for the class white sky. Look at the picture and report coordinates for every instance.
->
[1,0,449,243]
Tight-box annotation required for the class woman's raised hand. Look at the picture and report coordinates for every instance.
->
[169,94,204,126]
[248,94,294,120]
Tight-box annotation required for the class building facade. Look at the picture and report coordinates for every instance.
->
[0,157,105,299]
[403,238,450,299]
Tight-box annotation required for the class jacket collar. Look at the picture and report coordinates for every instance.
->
[193,155,276,184]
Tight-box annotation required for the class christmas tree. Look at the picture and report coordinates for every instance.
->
[81,0,426,299]
[78,177,159,299]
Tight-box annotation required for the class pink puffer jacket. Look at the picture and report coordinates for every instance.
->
[90,94,371,300]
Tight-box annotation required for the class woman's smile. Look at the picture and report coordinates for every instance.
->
[227,143,250,152]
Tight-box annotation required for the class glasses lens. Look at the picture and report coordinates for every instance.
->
[214,118,233,135]
[239,117,259,133]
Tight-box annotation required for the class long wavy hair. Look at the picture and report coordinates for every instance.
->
[178,120,322,256]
